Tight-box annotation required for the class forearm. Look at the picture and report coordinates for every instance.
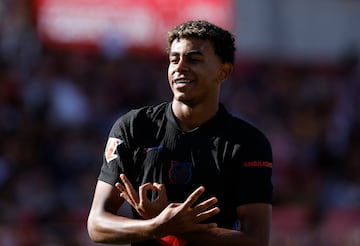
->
[87,211,157,244]
[181,227,261,246]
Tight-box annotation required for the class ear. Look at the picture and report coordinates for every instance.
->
[217,63,233,84]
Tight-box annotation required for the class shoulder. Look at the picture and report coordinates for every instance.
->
[108,102,168,140]
[220,109,272,152]
[224,111,269,141]
[113,102,168,127]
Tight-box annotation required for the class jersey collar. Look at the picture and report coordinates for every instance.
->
[165,102,229,134]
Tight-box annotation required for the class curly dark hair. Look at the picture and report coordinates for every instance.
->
[167,20,236,64]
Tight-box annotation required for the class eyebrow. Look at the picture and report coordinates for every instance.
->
[169,50,204,57]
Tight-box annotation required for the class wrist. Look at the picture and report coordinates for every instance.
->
[148,217,164,239]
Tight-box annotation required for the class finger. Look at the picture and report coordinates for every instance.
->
[153,183,166,193]
[193,197,218,213]
[119,192,129,201]
[139,183,156,203]
[182,186,205,210]
[116,182,134,205]
[115,182,125,192]
[195,207,220,223]
[120,173,139,203]
[119,191,136,207]
[153,183,168,203]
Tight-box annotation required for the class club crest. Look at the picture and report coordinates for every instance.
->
[168,161,192,184]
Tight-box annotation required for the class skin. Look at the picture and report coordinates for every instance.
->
[168,37,232,130]
[88,181,219,244]
[116,174,271,246]
[87,37,272,245]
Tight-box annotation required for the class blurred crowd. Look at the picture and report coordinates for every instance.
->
[1,1,360,245]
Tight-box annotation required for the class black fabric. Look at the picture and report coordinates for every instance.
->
[98,102,273,245]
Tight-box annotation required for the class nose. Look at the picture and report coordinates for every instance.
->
[174,58,189,72]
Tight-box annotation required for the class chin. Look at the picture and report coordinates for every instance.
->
[174,97,196,106]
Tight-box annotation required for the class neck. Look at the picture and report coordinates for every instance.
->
[172,100,219,131]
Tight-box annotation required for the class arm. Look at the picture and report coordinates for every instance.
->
[116,174,272,246]
[87,180,220,244]
[181,203,272,246]
[236,203,272,246]
[87,180,156,244]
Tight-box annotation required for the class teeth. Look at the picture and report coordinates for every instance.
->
[175,79,191,84]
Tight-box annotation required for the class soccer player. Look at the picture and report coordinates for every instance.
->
[87,20,273,246]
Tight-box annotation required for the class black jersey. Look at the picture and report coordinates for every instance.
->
[99,102,273,245]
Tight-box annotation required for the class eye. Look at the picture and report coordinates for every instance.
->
[169,56,179,64]
[187,56,202,63]
[189,58,200,63]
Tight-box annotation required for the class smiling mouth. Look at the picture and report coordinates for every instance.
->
[174,79,193,84]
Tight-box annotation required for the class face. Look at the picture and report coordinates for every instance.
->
[168,37,230,106]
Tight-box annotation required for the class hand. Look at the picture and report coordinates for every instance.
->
[115,174,168,219]
[152,186,220,238]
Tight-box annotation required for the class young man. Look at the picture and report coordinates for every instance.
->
[87,20,273,246]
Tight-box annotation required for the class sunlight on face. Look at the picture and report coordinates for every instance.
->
[168,37,225,106]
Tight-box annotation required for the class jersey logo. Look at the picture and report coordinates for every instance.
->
[105,137,123,163]
[168,161,192,184]
[243,161,272,168]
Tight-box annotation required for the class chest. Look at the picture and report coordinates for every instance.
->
[131,130,241,201]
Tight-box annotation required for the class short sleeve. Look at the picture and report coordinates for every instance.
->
[232,127,273,205]
[97,112,137,186]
